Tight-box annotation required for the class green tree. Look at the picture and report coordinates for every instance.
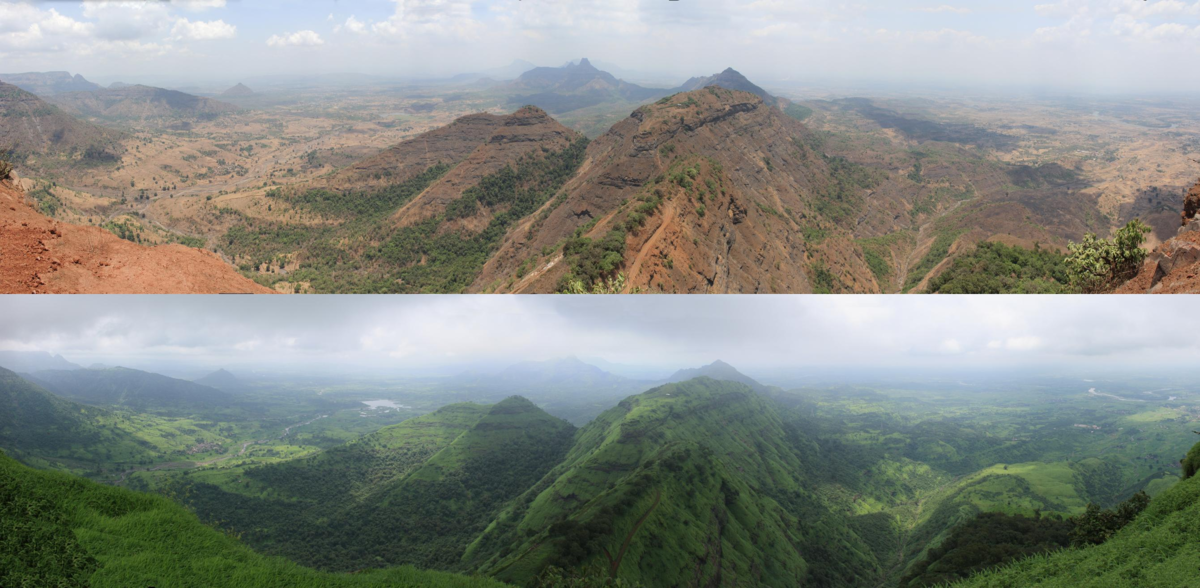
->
[1065,219,1151,292]
[1069,491,1150,547]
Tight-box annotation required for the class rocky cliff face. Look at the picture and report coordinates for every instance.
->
[1118,178,1200,293]
[473,87,880,293]
[0,178,270,294]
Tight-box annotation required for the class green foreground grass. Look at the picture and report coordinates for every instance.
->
[0,450,510,588]
[953,442,1200,588]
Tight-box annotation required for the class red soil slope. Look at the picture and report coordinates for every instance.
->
[0,179,271,293]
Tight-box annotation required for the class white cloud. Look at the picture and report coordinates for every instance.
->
[168,0,227,11]
[171,18,236,41]
[266,30,324,47]
[80,1,173,41]
[914,5,972,14]
[335,16,367,35]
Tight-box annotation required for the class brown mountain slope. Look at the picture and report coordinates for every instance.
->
[0,82,123,161]
[1117,178,1200,294]
[0,178,269,293]
[473,87,880,293]
[49,85,238,121]
[317,112,510,192]
[391,106,579,230]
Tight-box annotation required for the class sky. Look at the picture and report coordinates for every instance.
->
[2,1,1200,92]
[0,295,1197,378]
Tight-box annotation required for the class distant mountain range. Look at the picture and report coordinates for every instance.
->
[0,71,101,95]
[220,83,255,98]
[49,85,239,121]
[676,67,779,106]
[26,366,233,415]
[0,351,80,374]
[505,58,669,114]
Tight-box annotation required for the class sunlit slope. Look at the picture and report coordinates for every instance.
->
[953,440,1200,588]
[465,377,883,587]
[182,397,576,572]
[0,450,509,588]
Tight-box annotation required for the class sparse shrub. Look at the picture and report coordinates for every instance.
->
[1065,219,1151,292]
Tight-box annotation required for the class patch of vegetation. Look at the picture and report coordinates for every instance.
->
[225,138,589,293]
[899,511,1072,588]
[279,162,451,218]
[926,241,1073,294]
[784,103,814,121]
[904,225,964,292]
[0,450,510,588]
[1066,219,1151,293]
[558,228,627,292]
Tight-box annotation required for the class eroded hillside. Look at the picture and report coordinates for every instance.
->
[0,177,270,293]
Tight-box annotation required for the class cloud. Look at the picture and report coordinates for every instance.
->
[266,30,324,47]
[169,0,227,11]
[914,5,972,14]
[171,18,235,41]
[0,296,1197,378]
[334,16,367,35]
[80,1,173,41]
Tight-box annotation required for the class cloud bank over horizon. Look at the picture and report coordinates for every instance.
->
[0,295,1196,378]
[1,0,1199,93]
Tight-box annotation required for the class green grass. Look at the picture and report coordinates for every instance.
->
[0,450,510,588]
[904,225,964,292]
[952,442,1200,588]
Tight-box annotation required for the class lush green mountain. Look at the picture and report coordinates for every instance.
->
[0,450,509,588]
[0,366,234,477]
[664,360,765,391]
[464,378,883,587]
[28,367,234,415]
[178,397,576,573]
[952,440,1200,588]
[0,349,80,373]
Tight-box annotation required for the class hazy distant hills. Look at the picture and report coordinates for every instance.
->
[0,71,101,95]
[505,58,668,114]
[26,366,233,414]
[220,83,255,98]
[0,81,125,162]
[194,368,242,391]
[49,85,239,121]
[0,350,81,374]
[676,67,779,106]
[664,359,767,391]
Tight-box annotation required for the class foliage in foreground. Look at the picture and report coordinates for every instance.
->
[1065,219,1151,293]
[0,450,510,588]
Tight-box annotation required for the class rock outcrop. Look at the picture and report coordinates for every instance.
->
[1118,178,1200,293]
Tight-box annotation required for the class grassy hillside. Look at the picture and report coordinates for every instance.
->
[179,398,576,572]
[465,378,883,587]
[952,440,1200,588]
[0,450,508,588]
[0,367,234,477]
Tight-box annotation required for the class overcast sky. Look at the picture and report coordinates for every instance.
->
[0,295,1196,378]
[2,0,1200,93]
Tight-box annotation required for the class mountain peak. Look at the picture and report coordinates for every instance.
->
[577,57,594,68]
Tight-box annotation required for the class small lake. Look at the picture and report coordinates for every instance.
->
[362,400,410,410]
